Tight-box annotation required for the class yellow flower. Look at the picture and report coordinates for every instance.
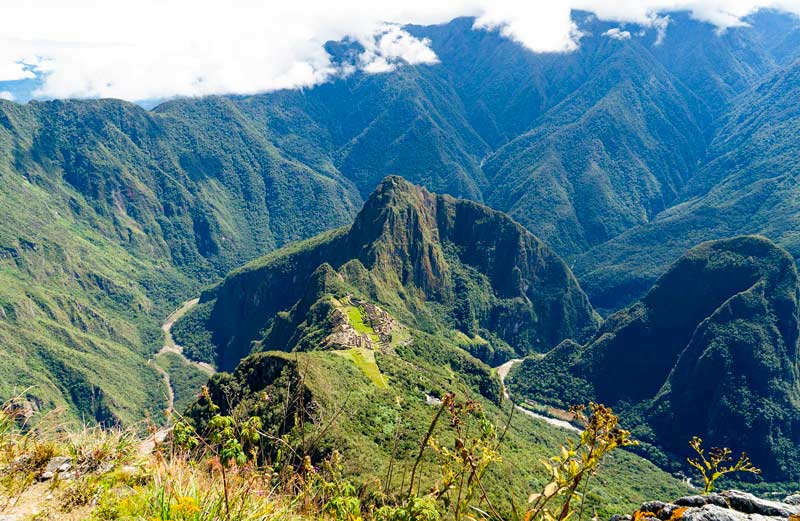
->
[173,495,201,515]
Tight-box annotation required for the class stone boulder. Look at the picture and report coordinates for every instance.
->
[39,456,73,480]
[784,495,800,506]
[621,490,800,521]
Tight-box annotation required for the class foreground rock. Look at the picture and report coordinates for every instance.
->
[616,490,800,521]
[40,456,73,480]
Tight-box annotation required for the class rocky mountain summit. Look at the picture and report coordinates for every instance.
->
[619,490,800,521]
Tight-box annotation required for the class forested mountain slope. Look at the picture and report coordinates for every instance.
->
[510,237,800,481]
[0,98,360,422]
[576,58,800,311]
[3,10,800,421]
[173,179,684,514]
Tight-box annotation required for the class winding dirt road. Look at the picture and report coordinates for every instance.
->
[141,298,214,454]
[158,298,215,374]
[151,298,214,413]
[151,362,175,413]
[495,358,580,433]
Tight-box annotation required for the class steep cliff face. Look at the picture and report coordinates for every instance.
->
[202,177,599,370]
[509,236,800,480]
[200,228,351,369]
[648,240,800,477]
[577,237,793,404]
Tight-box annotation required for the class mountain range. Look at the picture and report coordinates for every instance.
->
[178,178,800,483]
[189,176,598,372]
[2,7,800,486]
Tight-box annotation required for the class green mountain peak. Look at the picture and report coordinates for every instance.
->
[509,235,800,480]
[193,177,598,372]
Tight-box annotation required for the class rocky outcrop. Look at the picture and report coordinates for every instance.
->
[617,491,800,521]
[40,456,73,480]
[323,306,377,350]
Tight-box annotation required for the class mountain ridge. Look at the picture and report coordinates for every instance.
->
[2,10,800,435]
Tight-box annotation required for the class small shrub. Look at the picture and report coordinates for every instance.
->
[686,437,761,494]
[522,403,637,521]
[60,477,101,512]
[425,393,500,520]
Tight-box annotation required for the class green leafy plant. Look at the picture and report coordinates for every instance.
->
[375,495,441,521]
[425,393,501,520]
[319,451,362,521]
[170,389,266,520]
[521,403,637,521]
[206,412,262,519]
[172,421,200,452]
[687,437,761,494]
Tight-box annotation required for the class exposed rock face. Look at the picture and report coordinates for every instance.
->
[1,398,37,425]
[619,491,800,521]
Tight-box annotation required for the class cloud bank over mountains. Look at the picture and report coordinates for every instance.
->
[1,0,799,101]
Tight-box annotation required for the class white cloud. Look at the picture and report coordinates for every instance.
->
[0,61,34,82]
[0,91,14,101]
[603,27,633,39]
[652,15,672,44]
[474,3,582,52]
[0,0,798,101]
[359,24,439,74]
